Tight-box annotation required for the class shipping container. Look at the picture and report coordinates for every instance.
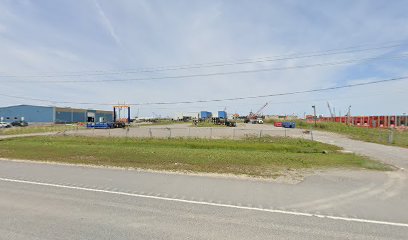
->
[282,122,296,128]
[319,115,407,128]
[199,111,212,119]
[218,111,227,119]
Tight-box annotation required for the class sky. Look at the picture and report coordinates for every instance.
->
[0,0,408,118]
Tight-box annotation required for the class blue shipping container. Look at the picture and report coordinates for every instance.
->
[218,111,227,119]
[200,111,212,119]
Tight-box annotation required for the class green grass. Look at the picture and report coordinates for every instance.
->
[266,119,408,148]
[0,125,85,135]
[0,136,390,178]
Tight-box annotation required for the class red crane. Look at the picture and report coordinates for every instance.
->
[246,102,269,124]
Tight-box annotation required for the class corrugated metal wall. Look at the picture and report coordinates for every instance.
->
[55,108,113,123]
[0,105,54,123]
[55,107,87,123]
[0,105,114,123]
[318,115,408,128]
[95,110,113,122]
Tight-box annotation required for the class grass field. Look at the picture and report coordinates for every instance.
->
[0,136,390,178]
[265,119,408,148]
[0,125,84,136]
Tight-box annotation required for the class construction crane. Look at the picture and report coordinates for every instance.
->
[245,102,269,124]
[327,102,335,118]
[346,105,351,125]
[254,102,269,117]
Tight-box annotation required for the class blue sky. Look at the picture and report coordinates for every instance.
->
[0,0,407,118]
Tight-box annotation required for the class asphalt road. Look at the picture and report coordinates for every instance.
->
[1,160,407,239]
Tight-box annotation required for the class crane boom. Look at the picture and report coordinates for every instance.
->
[255,102,269,116]
[247,102,269,119]
[327,102,334,117]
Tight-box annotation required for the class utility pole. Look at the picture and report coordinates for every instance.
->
[312,105,317,127]
[347,105,351,126]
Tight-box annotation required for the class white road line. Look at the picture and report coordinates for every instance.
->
[1,177,407,228]
[287,183,377,209]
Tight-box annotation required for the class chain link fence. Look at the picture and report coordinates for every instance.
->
[0,124,82,136]
[68,127,315,140]
[2,125,405,147]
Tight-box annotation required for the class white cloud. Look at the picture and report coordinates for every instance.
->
[0,0,407,117]
[93,0,122,46]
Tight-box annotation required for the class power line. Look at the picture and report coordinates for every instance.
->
[131,76,408,105]
[0,42,406,78]
[3,54,408,83]
[1,76,407,106]
[141,88,408,112]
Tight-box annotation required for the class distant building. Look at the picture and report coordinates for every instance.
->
[265,115,298,120]
[174,112,199,121]
[0,105,113,123]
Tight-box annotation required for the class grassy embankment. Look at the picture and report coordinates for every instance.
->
[265,119,408,148]
[0,136,390,178]
[0,125,84,136]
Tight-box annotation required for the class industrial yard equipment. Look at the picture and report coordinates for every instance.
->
[86,122,114,129]
[327,102,335,118]
[113,105,131,128]
[225,120,237,127]
[212,117,237,127]
[245,102,269,124]
[211,110,236,127]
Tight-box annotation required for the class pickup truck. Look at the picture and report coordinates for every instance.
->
[0,122,12,128]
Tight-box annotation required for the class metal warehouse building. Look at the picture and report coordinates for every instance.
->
[0,105,113,123]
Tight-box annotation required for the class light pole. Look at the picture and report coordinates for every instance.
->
[312,105,317,127]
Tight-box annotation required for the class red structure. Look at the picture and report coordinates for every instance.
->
[316,115,407,128]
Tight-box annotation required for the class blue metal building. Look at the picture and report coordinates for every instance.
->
[0,105,113,123]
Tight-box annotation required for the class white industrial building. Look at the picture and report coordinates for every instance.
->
[174,112,199,121]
